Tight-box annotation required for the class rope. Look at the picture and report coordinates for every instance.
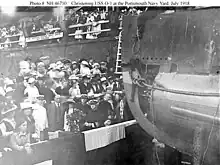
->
[134,77,220,97]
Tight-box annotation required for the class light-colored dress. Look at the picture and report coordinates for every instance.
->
[69,85,81,98]
[64,108,74,131]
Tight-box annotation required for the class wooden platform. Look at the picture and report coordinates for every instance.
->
[0,124,192,165]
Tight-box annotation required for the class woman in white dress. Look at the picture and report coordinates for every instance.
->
[86,13,96,39]
[92,12,101,38]
[69,75,81,98]
[24,77,40,100]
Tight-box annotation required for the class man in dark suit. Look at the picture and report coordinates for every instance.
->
[78,10,87,39]
[82,100,101,130]
[74,95,90,115]
[91,74,103,94]
[47,95,66,131]
[79,75,93,95]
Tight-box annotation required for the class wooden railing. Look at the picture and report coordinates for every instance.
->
[26,32,64,43]
[68,20,109,29]
[0,18,123,49]
[68,20,111,37]
[31,27,61,34]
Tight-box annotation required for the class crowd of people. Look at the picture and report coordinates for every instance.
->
[0,54,133,164]
[0,7,145,50]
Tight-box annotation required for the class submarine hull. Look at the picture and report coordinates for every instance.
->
[123,69,220,165]
[122,7,220,165]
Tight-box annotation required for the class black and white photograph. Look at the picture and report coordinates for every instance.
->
[0,5,219,165]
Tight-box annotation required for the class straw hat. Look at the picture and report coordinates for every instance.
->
[5,87,14,94]
[57,71,65,78]
[39,56,50,61]
[69,75,79,80]
[35,95,45,101]
[100,77,107,82]
[48,63,56,70]
[4,78,14,86]
[72,61,77,64]
[37,62,45,67]
[92,63,100,68]
[100,61,106,65]
[20,102,33,111]
[28,77,36,84]
[1,104,17,116]
[81,61,89,66]
[19,61,30,68]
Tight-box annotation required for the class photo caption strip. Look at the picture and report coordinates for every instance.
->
[28,0,191,6]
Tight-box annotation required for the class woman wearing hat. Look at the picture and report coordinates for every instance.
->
[90,63,101,75]
[80,61,91,76]
[24,77,40,100]
[9,116,33,165]
[0,104,17,137]
[79,75,94,95]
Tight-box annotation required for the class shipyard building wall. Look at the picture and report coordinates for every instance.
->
[0,37,117,77]
[121,15,138,64]
[122,9,220,74]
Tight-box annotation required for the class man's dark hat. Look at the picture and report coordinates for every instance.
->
[24,56,32,61]
[62,59,72,65]
[93,74,100,79]
[82,75,90,80]
[16,76,24,83]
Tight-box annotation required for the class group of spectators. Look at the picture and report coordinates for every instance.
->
[66,8,110,40]
[0,55,133,164]
[0,23,25,49]
[0,7,145,50]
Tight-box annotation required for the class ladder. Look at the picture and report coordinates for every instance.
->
[115,31,122,74]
